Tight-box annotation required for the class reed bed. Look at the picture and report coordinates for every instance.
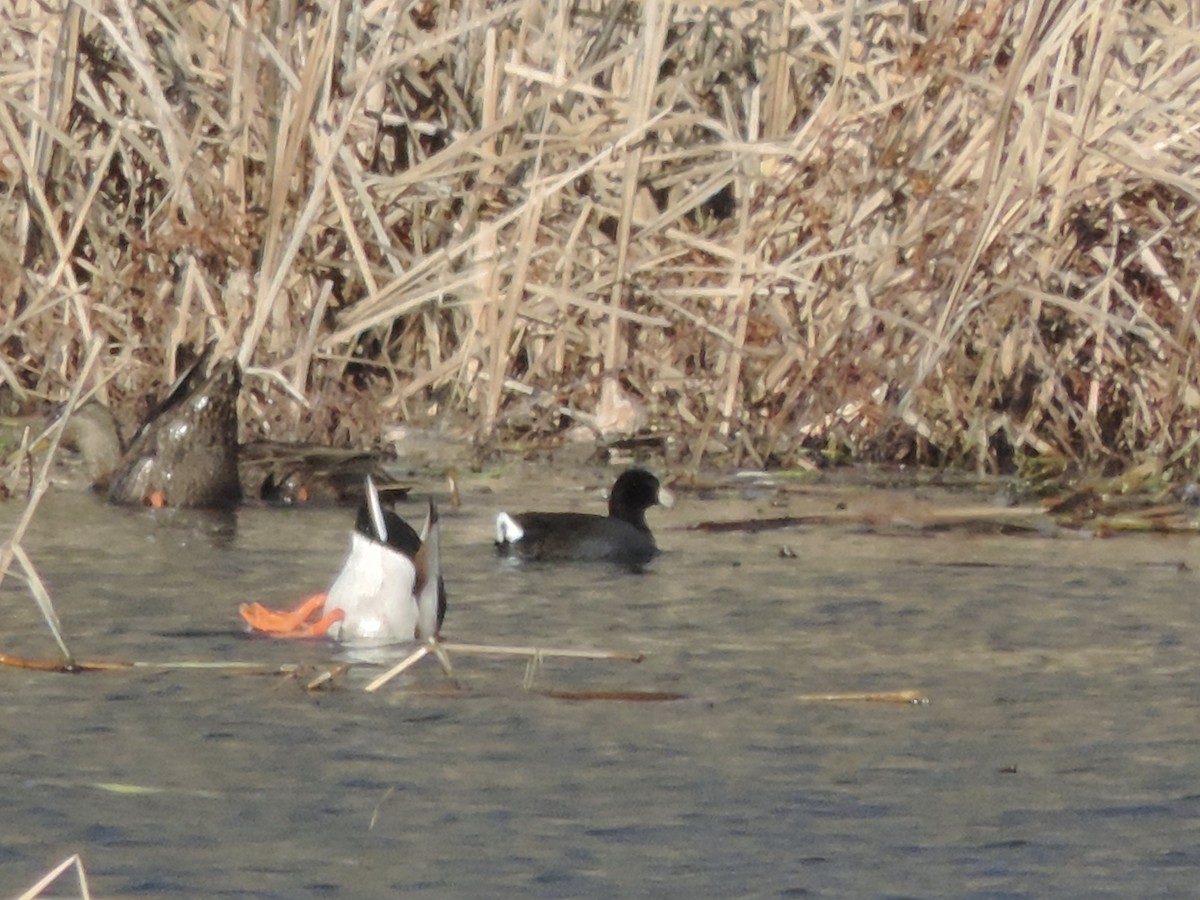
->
[2,0,1198,474]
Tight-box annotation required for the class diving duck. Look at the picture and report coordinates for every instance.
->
[240,477,445,643]
[495,467,674,567]
[60,346,242,509]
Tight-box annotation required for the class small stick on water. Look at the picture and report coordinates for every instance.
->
[427,640,456,679]
[442,642,645,663]
[795,689,929,704]
[363,640,644,692]
[368,786,396,831]
[303,664,350,691]
[540,689,686,702]
[0,651,303,675]
[15,852,91,900]
[523,650,543,690]
[364,644,430,692]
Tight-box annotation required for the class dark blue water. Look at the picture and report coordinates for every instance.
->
[2,473,1199,897]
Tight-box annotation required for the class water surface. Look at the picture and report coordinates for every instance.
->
[2,471,1198,897]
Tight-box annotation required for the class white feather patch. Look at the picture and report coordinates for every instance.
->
[495,512,524,543]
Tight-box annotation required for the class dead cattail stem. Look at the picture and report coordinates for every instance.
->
[795,690,928,704]
[0,335,104,665]
[364,639,644,692]
[15,853,91,900]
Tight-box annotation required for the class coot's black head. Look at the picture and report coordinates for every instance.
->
[608,468,674,533]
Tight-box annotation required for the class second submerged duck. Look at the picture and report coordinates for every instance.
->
[495,468,673,567]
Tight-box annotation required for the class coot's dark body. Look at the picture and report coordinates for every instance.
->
[495,468,673,567]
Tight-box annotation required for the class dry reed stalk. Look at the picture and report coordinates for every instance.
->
[795,690,928,704]
[0,335,103,664]
[15,853,91,900]
[439,641,644,662]
[0,651,303,673]
[1,0,1198,476]
[363,638,644,692]
[538,689,685,702]
[363,644,431,691]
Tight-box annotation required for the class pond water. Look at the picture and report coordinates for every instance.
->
[1,468,1199,898]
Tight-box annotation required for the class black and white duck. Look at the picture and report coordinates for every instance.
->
[240,476,445,643]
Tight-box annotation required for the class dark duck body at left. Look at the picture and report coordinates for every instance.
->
[62,346,243,509]
[240,477,445,643]
[59,347,404,509]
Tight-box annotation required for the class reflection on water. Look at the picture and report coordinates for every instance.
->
[2,474,1200,897]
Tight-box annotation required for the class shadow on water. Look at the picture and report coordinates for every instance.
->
[3,473,1200,897]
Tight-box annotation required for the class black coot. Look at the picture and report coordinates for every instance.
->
[495,468,673,567]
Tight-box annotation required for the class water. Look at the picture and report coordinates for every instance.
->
[2,471,1199,897]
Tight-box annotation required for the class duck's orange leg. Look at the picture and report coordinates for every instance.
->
[240,593,344,638]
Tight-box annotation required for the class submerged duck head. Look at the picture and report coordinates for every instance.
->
[495,467,674,567]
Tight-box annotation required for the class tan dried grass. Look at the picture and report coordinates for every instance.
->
[2,0,1198,474]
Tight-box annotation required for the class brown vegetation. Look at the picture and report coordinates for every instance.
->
[2,0,1199,476]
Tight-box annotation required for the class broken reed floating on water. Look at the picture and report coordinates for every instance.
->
[362,640,645,692]
[0,639,649,691]
[795,690,929,705]
[2,2,1199,476]
[0,651,304,675]
[0,645,928,705]
[14,853,91,900]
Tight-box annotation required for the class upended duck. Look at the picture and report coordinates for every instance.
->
[240,477,445,643]
[60,351,403,508]
[67,347,243,509]
[495,468,673,567]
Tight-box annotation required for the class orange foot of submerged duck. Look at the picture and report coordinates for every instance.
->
[239,593,345,639]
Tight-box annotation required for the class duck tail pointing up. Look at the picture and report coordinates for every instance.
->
[364,475,389,542]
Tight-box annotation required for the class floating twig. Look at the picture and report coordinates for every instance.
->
[1,636,650,696]
[795,689,928,704]
[302,663,350,691]
[0,651,301,675]
[16,853,91,900]
[690,504,1051,535]
[441,641,645,663]
[538,689,686,702]
[363,644,431,692]
[363,639,644,693]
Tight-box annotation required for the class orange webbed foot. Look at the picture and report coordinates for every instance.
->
[240,593,344,638]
